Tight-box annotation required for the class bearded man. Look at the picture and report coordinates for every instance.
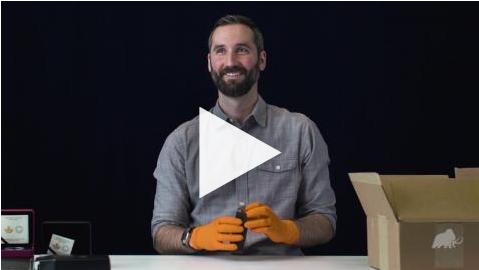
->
[151,15,336,255]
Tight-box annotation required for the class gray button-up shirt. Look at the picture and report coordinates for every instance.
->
[152,96,336,255]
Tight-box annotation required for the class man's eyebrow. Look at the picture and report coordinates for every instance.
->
[212,43,252,51]
[212,44,225,51]
[235,43,252,48]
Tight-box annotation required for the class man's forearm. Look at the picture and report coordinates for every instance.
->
[295,213,334,247]
[154,214,333,252]
[153,224,197,254]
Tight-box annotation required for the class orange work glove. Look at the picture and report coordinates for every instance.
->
[244,202,300,245]
[189,216,244,251]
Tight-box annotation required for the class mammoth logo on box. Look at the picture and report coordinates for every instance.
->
[432,228,464,249]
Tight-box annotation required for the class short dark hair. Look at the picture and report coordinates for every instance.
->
[208,15,264,53]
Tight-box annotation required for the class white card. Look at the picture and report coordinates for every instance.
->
[48,233,75,255]
[1,215,29,244]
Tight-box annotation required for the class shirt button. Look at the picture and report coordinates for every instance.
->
[275,165,281,170]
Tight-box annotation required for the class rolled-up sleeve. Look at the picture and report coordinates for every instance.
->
[151,129,191,239]
[297,117,337,234]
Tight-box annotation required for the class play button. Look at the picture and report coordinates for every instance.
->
[199,107,281,198]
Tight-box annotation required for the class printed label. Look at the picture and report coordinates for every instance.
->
[48,233,75,255]
[1,215,29,244]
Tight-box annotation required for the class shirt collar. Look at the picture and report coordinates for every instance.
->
[211,95,267,128]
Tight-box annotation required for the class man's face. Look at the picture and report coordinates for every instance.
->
[208,24,266,97]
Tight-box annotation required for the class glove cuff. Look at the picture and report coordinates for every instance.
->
[281,220,300,245]
[189,227,203,250]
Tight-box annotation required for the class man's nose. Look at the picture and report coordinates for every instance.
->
[225,51,238,67]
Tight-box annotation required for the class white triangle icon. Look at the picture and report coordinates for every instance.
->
[199,107,281,198]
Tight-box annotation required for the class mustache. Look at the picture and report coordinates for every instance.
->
[219,66,247,77]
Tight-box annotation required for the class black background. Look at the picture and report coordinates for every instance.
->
[2,2,479,255]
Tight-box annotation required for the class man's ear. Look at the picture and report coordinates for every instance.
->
[207,53,212,72]
[259,50,267,71]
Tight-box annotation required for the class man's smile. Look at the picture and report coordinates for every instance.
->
[223,72,244,80]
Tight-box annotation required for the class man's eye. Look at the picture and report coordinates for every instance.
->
[237,47,249,53]
[215,48,226,54]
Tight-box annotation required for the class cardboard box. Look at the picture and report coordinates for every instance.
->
[349,168,479,270]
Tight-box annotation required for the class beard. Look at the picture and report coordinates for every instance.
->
[210,63,260,97]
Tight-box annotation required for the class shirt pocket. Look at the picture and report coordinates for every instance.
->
[253,157,300,200]
[257,158,297,173]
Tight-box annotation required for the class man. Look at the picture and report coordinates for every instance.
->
[151,15,336,255]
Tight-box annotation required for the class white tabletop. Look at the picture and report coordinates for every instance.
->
[109,255,371,270]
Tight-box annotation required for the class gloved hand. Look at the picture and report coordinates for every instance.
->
[189,216,244,251]
[244,202,300,245]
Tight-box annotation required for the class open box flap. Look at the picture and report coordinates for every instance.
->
[455,167,479,178]
[384,176,479,222]
[349,173,397,221]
